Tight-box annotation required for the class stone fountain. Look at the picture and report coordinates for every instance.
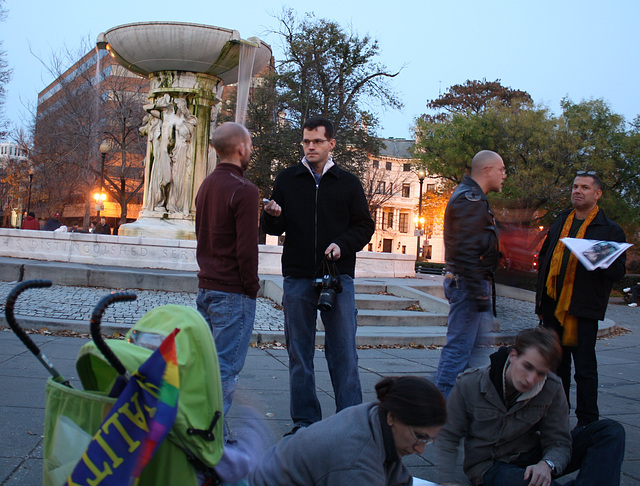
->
[96,22,272,239]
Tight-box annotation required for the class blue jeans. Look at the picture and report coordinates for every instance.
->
[283,275,362,427]
[435,276,493,398]
[482,419,625,486]
[196,289,256,417]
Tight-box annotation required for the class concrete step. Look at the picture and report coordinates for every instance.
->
[354,282,387,294]
[355,293,419,311]
[252,326,448,347]
[356,309,448,327]
[354,326,449,346]
[253,327,523,347]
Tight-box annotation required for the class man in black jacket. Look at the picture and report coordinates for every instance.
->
[434,150,506,398]
[261,116,374,434]
[95,216,111,235]
[536,171,626,427]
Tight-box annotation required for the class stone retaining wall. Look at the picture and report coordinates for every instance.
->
[0,228,415,278]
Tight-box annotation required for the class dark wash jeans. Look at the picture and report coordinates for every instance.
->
[283,275,361,427]
[482,419,625,486]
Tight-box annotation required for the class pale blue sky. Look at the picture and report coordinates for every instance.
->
[2,0,639,139]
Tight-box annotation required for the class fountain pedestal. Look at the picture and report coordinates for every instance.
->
[120,71,220,239]
[97,22,271,239]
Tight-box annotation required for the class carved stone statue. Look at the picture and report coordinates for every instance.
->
[140,102,165,212]
[167,97,197,215]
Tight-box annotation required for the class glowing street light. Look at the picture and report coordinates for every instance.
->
[95,140,111,218]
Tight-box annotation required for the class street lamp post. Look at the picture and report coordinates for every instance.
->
[26,167,35,214]
[95,141,111,219]
[415,169,426,261]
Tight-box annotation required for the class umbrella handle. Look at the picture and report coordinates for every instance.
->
[90,292,137,378]
[5,280,71,387]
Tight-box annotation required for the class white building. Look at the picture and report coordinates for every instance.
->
[262,138,446,263]
[0,142,31,227]
[365,138,444,262]
[0,142,28,165]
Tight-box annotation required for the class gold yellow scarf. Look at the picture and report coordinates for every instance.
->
[545,206,599,346]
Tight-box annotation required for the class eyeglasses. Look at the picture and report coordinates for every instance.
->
[409,427,434,445]
[487,165,506,175]
[300,139,329,146]
[577,170,597,176]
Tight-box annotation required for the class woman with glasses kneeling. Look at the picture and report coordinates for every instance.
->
[249,376,446,485]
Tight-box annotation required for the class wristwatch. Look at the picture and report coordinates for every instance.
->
[544,459,556,474]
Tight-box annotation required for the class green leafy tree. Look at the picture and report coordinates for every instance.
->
[414,79,536,185]
[554,98,639,229]
[266,8,403,177]
[415,84,640,233]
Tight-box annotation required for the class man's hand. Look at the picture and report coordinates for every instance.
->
[523,461,552,486]
[325,243,341,260]
[263,199,281,217]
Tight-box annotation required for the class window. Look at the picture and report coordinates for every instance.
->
[403,163,411,172]
[385,161,392,170]
[376,182,386,194]
[426,183,436,192]
[387,212,393,229]
[402,184,410,198]
[373,160,379,168]
[399,213,409,233]
[425,245,433,259]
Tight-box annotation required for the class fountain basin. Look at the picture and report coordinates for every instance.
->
[97,21,272,83]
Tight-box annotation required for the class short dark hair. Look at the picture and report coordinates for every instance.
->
[303,116,334,140]
[375,376,446,427]
[27,211,35,218]
[513,327,562,371]
[575,172,602,191]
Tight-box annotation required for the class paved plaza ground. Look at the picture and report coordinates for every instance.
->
[0,281,638,484]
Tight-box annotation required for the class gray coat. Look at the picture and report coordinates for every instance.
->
[436,363,571,485]
[249,402,412,486]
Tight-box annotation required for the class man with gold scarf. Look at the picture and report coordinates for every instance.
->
[536,171,626,428]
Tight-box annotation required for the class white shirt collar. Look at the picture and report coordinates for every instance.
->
[302,156,334,177]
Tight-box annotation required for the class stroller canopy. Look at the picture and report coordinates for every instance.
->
[76,305,225,468]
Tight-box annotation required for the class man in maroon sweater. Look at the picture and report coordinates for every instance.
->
[195,122,259,425]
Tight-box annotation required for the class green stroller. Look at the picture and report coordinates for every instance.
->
[6,280,226,485]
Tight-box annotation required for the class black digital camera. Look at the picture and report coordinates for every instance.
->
[313,273,343,311]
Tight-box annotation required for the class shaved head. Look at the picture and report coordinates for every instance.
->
[471,150,502,175]
[212,122,251,159]
[470,150,506,194]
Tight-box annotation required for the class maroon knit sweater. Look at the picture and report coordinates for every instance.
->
[195,163,260,298]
